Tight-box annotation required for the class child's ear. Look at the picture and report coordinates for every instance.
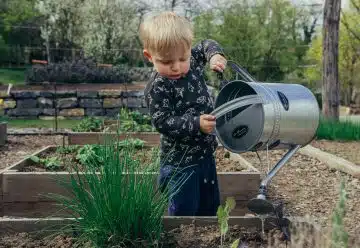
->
[143,49,153,63]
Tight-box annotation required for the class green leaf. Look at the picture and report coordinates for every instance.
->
[220,221,228,236]
[225,197,236,212]
[230,238,240,248]
[217,205,225,222]
[29,155,40,163]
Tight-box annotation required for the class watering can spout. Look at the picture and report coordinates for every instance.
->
[247,144,301,215]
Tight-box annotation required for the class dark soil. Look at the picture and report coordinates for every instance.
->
[0,135,64,170]
[216,147,249,172]
[0,225,289,248]
[19,146,159,172]
[17,146,249,172]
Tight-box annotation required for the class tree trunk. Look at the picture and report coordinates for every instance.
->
[321,0,342,120]
[46,39,51,64]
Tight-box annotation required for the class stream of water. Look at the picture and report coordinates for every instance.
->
[258,214,267,248]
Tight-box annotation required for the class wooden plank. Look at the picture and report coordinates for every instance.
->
[2,172,71,202]
[2,201,249,218]
[67,132,161,146]
[2,171,158,203]
[2,171,259,217]
[218,172,260,202]
[0,216,294,235]
[230,152,259,172]
[2,202,73,218]
[0,172,3,216]
[0,123,6,146]
[0,217,74,237]
[2,172,259,202]
[299,145,360,178]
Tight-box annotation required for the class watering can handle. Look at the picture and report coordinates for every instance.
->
[216,60,257,84]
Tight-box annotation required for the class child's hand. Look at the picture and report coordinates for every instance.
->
[210,54,227,72]
[200,114,216,134]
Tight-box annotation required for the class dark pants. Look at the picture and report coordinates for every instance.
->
[158,156,220,216]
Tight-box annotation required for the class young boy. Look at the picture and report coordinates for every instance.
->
[139,11,227,216]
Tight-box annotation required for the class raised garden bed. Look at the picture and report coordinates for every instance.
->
[0,122,6,146]
[70,108,156,133]
[0,216,319,248]
[0,145,260,218]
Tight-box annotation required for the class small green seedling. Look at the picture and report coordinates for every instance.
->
[217,197,240,247]
[331,180,348,248]
[29,155,62,171]
[230,238,240,248]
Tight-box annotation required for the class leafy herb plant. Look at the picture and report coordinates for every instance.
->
[30,155,62,171]
[48,138,188,247]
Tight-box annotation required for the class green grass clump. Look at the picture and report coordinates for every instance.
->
[316,118,360,141]
[7,119,82,129]
[49,138,188,247]
[0,68,26,85]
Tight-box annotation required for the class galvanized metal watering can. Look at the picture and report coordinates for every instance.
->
[210,61,320,215]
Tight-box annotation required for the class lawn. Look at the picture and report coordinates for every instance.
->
[7,119,82,129]
[0,68,26,85]
[316,117,360,140]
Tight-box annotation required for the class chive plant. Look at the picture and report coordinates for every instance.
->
[49,138,189,247]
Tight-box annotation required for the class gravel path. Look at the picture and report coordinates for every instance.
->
[241,149,360,243]
[311,140,360,165]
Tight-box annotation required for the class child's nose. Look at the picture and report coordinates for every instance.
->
[171,62,180,72]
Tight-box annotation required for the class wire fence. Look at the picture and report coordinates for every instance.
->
[0,44,323,62]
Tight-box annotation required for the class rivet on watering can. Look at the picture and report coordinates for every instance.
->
[211,180,215,184]
[204,178,207,183]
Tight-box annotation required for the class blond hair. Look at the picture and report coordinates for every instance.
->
[139,12,193,56]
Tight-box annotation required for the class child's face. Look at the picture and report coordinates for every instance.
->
[143,47,191,80]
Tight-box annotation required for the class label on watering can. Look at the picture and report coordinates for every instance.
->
[277,91,289,111]
[232,125,249,139]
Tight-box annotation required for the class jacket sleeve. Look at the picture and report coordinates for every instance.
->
[145,77,201,138]
[191,39,226,68]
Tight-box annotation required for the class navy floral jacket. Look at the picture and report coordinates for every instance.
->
[145,39,225,166]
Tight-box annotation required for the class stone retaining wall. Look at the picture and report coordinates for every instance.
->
[0,83,215,119]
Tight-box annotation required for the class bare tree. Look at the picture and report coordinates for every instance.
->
[341,0,360,42]
[322,0,342,120]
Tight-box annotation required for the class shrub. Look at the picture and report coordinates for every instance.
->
[25,57,132,84]
[71,117,103,132]
[116,108,155,132]
[0,115,8,123]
